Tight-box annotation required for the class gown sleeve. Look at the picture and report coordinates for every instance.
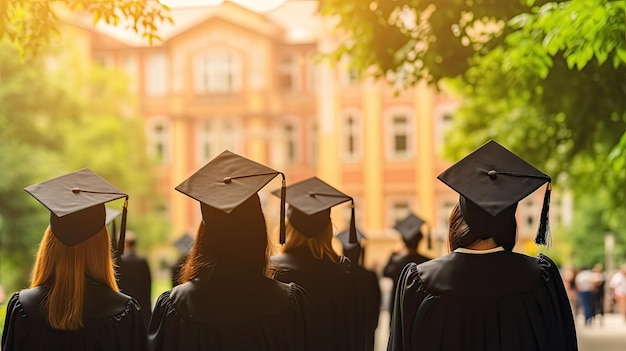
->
[387,262,431,351]
[147,291,180,351]
[1,292,23,351]
[538,254,578,350]
[287,283,320,351]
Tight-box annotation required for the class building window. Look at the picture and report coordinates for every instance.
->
[194,50,242,93]
[386,197,414,229]
[284,122,297,163]
[309,119,317,164]
[147,118,170,165]
[385,108,414,160]
[342,110,363,162]
[122,54,139,92]
[195,119,240,165]
[435,103,457,153]
[279,54,299,91]
[146,53,168,96]
[196,121,213,164]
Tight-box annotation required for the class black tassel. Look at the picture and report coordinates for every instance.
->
[349,199,357,244]
[111,220,118,253]
[534,182,551,246]
[279,174,286,245]
[117,197,129,260]
[427,226,432,250]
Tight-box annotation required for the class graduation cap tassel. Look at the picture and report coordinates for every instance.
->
[279,174,286,245]
[349,199,357,244]
[111,220,118,253]
[535,182,551,246]
[117,197,129,260]
[427,226,432,250]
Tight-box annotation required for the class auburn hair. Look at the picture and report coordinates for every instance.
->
[281,221,340,264]
[30,226,118,331]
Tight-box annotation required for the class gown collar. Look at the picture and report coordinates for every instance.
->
[453,246,505,254]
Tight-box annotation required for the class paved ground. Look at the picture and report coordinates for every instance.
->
[577,313,626,351]
[374,311,626,351]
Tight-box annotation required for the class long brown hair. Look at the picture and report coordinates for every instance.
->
[281,221,340,263]
[179,194,270,283]
[31,226,118,331]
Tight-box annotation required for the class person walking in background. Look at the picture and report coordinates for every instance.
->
[118,231,153,327]
[383,213,432,315]
[2,169,146,351]
[336,227,381,351]
[609,264,626,323]
[388,140,577,350]
[592,263,606,325]
[148,151,316,351]
[270,177,361,351]
[575,266,597,326]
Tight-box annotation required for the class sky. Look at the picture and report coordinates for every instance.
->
[159,0,290,12]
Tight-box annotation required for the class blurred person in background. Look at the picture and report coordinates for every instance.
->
[118,231,153,326]
[388,140,577,350]
[2,169,146,351]
[336,227,381,351]
[592,263,606,325]
[270,177,361,351]
[575,266,597,326]
[148,151,316,351]
[609,264,626,323]
[383,213,432,315]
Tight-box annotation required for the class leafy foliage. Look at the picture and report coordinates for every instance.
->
[321,0,626,263]
[0,42,165,294]
[1,0,172,58]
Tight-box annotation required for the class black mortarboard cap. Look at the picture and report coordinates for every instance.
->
[437,140,552,245]
[174,233,194,255]
[336,227,366,265]
[175,150,286,241]
[394,213,431,249]
[273,177,357,244]
[24,168,129,251]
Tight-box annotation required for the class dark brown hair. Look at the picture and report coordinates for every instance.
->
[448,201,517,251]
[179,194,269,283]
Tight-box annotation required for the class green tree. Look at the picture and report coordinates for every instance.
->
[0,41,165,295]
[1,0,172,58]
[320,0,626,260]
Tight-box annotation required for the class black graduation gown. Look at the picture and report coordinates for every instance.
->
[271,247,360,351]
[147,275,317,351]
[352,265,382,351]
[1,283,146,351]
[118,251,153,326]
[387,251,578,351]
[383,252,431,312]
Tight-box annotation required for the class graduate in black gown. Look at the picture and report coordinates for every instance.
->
[336,227,381,351]
[147,150,317,351]
[118,232,153,326]
[2,169,146,351]
[383,213,432,313]
[270,177,361,351]
[388,140,578,351]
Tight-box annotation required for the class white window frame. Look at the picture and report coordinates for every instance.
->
[146,52,168,96]
[279,53,300,92]
[384,107,415,160]
[194,119,241,166]
[341,109,363,162]
[193,49,243,93]
[146,116,171,165]
[434,102,458,154]
[386,196,416,229]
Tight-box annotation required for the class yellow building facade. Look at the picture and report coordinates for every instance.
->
[85,0,555,272]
